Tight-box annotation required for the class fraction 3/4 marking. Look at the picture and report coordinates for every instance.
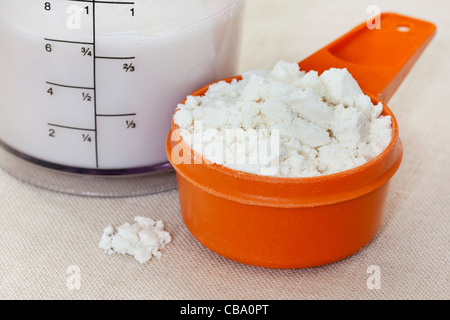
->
[81,47,92,56]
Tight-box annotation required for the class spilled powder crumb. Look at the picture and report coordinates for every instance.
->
[99,217,171,264]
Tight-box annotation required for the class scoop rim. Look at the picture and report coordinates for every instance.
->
[169,75,400,185]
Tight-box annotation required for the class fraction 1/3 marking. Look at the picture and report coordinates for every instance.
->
[126,120,136,129]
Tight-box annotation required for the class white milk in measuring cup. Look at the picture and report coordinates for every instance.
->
[0,0,244,196]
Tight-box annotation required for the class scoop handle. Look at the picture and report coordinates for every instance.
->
[298,12,436,103]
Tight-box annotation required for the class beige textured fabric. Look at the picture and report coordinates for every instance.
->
[0,0,449,300]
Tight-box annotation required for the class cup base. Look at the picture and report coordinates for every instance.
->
[0,141,177,197]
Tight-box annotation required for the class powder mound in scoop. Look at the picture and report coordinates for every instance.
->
[99,217,171,264]
[174,60,392,177]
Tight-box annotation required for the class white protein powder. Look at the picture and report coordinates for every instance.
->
[99,217,171,264]
[174,60,393,177]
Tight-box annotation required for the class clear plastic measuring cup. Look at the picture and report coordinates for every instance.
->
[0,0,244,196]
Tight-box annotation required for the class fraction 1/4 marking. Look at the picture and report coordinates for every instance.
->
[82,134,92,142]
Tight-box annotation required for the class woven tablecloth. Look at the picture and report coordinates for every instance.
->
[0,0,448,300]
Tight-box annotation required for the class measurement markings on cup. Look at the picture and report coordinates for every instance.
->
[44,0,136,168]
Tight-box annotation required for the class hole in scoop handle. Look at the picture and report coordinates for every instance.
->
[298,12,436,103]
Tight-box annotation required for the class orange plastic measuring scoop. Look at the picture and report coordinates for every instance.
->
[166,13,436,269]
